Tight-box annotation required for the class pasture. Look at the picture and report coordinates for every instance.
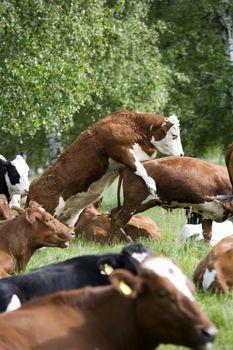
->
[24,180,233,350]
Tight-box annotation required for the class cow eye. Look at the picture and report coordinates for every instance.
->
[172,134,178,140]
[158,290,170,300]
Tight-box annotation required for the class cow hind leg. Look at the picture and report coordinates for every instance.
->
[202,219,213,241]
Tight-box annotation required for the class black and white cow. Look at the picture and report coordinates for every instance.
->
[0,243,152,312]
[0,153,30,202]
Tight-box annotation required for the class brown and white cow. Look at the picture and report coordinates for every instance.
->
[0,194,12,220]
[27,111,183,227]
[194,235,233,293]
[0,201,74,278]
[74,202,161,243]
[111,156,233,241]
[0,255,217,350]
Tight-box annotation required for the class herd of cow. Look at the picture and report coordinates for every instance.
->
[0,110,233,349]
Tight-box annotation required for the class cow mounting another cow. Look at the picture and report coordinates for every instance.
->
[27,111,183,227]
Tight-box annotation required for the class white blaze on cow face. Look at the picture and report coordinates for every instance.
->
[151,114,184,156]
[130,144,157,196]
[5,155,30,197]
[142,256,194,301]
[202,268,216,291]
[5,294,21,312]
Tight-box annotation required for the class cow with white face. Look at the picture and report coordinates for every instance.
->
[27,111,183,227]
[0,153,30,202]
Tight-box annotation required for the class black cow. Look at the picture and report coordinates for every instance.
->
[0,153,30,202]
[0,243,152,312]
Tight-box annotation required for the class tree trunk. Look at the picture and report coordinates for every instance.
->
[219,1,233,116]
[47,125,62,164]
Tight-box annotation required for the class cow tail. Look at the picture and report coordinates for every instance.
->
[117,170,124,209]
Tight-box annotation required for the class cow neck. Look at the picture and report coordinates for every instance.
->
[134,113,163,139]
[66,286,157,350]
[6,214,36,272]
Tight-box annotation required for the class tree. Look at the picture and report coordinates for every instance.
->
[0,0,171,166]
[148,0,233,156]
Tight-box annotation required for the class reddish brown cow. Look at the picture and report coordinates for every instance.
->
[0,194,12,220]
[0,201,74,278]
[0,255,217,350]
[111,156,233,241]
[75,202,161,243]
[27,111,183,227]
[194,235,233,293]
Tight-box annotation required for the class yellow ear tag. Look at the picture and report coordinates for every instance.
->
[119,280,132,296]
[100,264,114,275]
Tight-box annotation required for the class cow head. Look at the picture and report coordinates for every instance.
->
[110,255,217,350]
[151,114,184,156]
[97,243,152,275]
[0,153,30,199]
[25,201,75,248]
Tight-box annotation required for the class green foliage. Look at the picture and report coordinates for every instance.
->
[148,0,233,155]
[0,0,233,165]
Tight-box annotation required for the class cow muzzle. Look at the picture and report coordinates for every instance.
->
[194,325,217,350]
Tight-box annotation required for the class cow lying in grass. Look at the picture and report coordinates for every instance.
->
[0,255,217,350]
[27,111,183,227]
[74,202,161,243]
[0,243,152,312]
[0,201,74,278]
[194,236,233,293]
[111,156,233,241]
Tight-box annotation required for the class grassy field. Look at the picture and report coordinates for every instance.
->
[26,182,233,350]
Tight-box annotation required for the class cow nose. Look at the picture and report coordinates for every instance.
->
[180,153,184,156]
[201,325,217,343]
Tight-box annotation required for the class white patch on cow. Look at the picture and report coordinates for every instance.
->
[57,159,121,227]
[9,194,21,207]
[54,196,66,217]
[130,145,157,196]
[142,193,160,204]
[178,221,233,246]
[6,294,21,312]
[142,256,194,301]
[131,252,148,263]
[130,143,152,162]
[66,208,84,228]
[202,268,216,291]
[151,114,184,156]
[0,155,6,161]
[5,155,30,197]
[159,200,226,222]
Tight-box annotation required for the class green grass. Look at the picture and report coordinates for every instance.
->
[26,182,233,350]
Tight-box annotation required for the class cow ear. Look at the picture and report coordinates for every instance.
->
[19,152,26,160]
[97,257,117,275]
[25,208,37,225]
[109,269,141,298]
[161,118,173,133]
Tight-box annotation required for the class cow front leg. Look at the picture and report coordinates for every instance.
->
[202,219,213,241]
[110,206,136,237]
[110,146,157,197]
